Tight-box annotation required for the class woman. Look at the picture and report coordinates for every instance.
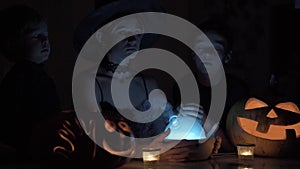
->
[173,20,249,153]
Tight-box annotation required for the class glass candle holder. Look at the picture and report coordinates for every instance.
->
[238,164,254,169]
[142,148,161,164]
[237,144,255,160]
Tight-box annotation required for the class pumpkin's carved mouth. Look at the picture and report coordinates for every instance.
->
[237,117,300,140]
[103,138,135,156]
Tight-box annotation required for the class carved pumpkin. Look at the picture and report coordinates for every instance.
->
[226,97,300,157]
[30,107,134,169]
[100,102,135,156]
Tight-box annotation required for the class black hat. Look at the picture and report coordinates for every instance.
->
[73,0,163,53]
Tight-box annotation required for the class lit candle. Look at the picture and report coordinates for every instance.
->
[143,154,158,161]
[238,164,254,169]
[142,148,160,164]
[240,150,253,156]
[237,144,255,160]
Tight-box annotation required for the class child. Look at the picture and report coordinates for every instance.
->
[0,4,61,163]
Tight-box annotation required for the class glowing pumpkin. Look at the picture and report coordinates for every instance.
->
[100,102,135,156]
[30,107,134,169]
[226,97,300,157]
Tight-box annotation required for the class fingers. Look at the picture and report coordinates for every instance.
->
[160,138,218,162]
[162,147,191,156]
[180,103,204,112]
[178,103,206,124]
[172,140,199,148]
[179,104,200,115]
[181,102,202,108]
[148,129,175,152]
[161,154,189,162]
[213,136,222,154]
[149,129,170,147]
[161,145,210,162]
[155,129,171,143]
[160,147,191,162]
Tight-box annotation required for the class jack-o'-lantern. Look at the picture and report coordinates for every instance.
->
[226,97,300,157]
[100,102,135,156]
[30,105,134,169]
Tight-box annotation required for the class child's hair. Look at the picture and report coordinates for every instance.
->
[0,4,46,62]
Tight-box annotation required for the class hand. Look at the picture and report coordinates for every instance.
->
[160,137,222,162]
[213,136,222,154]
[160,140,200,162]
[147,129,173,150]
[177,103,206,125]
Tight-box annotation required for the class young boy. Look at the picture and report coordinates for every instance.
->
[0,4,61,163]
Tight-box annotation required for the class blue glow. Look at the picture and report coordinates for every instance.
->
[164,115,206,140]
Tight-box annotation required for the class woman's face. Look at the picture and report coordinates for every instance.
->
[106,18,143,66]
[193,31,226,85]
[21,21,50,64]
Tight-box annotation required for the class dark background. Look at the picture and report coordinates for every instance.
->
[0,0,300,110]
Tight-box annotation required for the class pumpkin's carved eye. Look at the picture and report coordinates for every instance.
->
[245,98,268,110]
[275,102,300,114]
[118,121,131,133]
[105,120,117,133]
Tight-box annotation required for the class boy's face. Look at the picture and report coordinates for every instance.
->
[21,21,50,64]
[105,18,143,65]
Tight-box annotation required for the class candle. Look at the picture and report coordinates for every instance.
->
[143,154,158,161]
[240,150,253,156]
[238,164,254,169]
[237,144,255,160]
[142,148,160,164]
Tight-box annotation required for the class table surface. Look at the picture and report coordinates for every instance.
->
[117,153,300,169]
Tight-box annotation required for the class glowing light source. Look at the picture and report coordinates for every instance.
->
[237,144,255,160]
[238,164,254,169]
[142,148,160,164]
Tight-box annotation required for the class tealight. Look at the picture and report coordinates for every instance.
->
[238,164,254,169]
[237,144,255,160]
[142,148,160,164]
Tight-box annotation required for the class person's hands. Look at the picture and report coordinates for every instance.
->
[139,102,222,162]
[160,137,222,162]
[212,136,222,154]
[147,129,174,150]
[160,140,201,162]
[145,128,221,162]
[177,103,206,125]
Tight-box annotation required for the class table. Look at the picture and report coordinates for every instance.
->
[117,153,300,169]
